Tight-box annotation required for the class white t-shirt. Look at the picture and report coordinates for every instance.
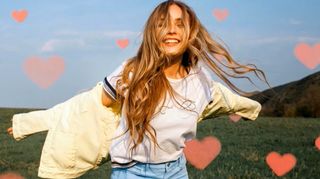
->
[102,61,213,168]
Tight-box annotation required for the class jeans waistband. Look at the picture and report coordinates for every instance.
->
[133,154,186,170]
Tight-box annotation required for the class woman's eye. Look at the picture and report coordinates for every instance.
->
[177,24,184,27]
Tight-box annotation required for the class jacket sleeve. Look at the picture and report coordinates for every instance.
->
[11,85,91,141]
[12,102,65,141]
[198,81,262,122]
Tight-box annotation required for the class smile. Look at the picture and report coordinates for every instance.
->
[163,38,180,46]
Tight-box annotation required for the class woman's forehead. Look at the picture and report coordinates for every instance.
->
[159,4,188,22]
[168,4,183,20]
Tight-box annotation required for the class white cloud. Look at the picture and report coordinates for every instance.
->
[54,30,141,39]
[0,24,10,32]
[54,30,82,36]
[249,37,292,45]
[296,36,320,43]
[40,39,86,52]
[52,29,142,47]
[245,36,320,46]
[42,29,144,53]
[289,19,302,25]
[102,30,141,38]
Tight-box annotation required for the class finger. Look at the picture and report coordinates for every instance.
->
[7,127,13,135]
[7,127,12,132]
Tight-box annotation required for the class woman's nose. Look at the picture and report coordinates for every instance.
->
[168,23,177,34]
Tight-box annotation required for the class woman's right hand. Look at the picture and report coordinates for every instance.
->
[7,127,13,136]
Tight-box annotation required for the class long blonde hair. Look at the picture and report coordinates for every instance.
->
[114,0,272,155]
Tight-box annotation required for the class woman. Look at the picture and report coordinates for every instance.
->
[8,0,269,178]
[101,0,270,178]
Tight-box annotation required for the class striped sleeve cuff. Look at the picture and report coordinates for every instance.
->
[103,77,117,100]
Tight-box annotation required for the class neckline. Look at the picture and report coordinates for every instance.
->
[166,67,195,83]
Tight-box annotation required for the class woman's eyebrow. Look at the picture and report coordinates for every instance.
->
[159,18,183,22]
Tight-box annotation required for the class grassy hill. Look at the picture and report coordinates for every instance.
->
[1,108,319,178]
[250,71,320,118]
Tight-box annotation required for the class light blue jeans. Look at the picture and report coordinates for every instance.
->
[110,154,189,179]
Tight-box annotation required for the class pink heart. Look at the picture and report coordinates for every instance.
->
[11,10,28,23]
[183,136,221,170]
[294,43,320,69]
[116,39,129,49]
[0,172,24,179]
[229,114,242,122]
[212,9,229,22]
[23,56,65,89]
[315,136,320,150]
[266,151,297,177]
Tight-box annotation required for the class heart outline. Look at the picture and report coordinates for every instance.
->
[23,56,65,89]
[212,9,229,22]
[315,136,320,150]
[229,114,242,122]
[294,43,320,69]
[183,136,221,170]
[116,39,129,49]
[11,10,28,23]
[266,151,297,177]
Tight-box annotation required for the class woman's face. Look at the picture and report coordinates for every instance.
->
[157,4,188,57]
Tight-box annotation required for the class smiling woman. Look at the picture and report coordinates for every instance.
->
[101,0,270,178]
[157,4,188,58]
[8,0,270,178]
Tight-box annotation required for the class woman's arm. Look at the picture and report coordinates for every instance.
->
[8,103,64,141]
[7,81,117,140]
[101,88,116,107]
[199,81,262,122]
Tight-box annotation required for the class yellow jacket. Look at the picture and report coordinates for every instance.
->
[12,81,261,178]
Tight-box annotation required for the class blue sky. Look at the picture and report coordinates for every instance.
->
[1,0,320,108]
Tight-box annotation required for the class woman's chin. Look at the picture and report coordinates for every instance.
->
[163,49,184,57]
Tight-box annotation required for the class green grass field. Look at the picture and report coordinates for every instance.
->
[1,108,319,179]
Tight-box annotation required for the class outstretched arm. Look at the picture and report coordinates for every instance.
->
[9,81,117,141]
[8,103,64,141]
[199,81,262,122]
